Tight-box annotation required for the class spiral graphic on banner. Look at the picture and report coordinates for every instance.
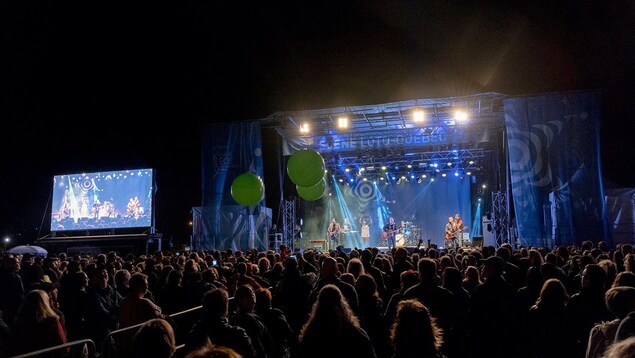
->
[507,120,562,188]
[352,181,376,210]
[81,178,94,191]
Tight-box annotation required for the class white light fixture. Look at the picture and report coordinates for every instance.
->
[454,110,468,122]
[413,109,424,123]
[338,116,348,128]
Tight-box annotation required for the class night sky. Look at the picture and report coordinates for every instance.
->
[1,2,634,245]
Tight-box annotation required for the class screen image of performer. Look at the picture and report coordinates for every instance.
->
[361,220,370,246]
[383,216,398,251]
[445,216,459,250]
[328,218,341,249]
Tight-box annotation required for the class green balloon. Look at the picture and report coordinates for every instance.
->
[287,149,325,187]
[231,172,264,206]
[297,178,326,201]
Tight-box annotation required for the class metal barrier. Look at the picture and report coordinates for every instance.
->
[10,339,96,358]
[100,305,202,358]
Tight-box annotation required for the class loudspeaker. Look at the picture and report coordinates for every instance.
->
[472,236,484,249]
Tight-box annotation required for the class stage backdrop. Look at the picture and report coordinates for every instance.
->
[198,121,270,251]
[301,176,472,250]
[503,91,609,248]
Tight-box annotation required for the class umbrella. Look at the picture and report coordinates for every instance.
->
[7,244,48,257]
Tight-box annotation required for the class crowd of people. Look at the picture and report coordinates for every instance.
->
[2,240,635,358]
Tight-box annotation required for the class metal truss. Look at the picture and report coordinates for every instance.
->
[324,147,489,179]
[492,191,510,247]
[282,198,296,252]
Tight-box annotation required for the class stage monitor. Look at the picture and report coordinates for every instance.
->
[50,169,154,232]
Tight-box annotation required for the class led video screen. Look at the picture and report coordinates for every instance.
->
[51,169,154,231]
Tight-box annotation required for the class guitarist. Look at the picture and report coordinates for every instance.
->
[445,216,459,250]
[382,216,398,251]
[327,218,341,249]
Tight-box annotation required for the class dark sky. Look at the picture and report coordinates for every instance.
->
[1,2,634,245]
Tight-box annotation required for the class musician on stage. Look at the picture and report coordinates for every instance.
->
[454,214,464,246]
[327,218,341,249]
[383,216,398,251]
[445,216,459,250]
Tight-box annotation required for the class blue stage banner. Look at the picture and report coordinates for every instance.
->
[504,91,609,248]
[200,121,269,251]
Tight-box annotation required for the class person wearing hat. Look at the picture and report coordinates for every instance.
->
[469,255,518,358]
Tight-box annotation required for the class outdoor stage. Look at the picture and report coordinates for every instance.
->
[194,90,618,252]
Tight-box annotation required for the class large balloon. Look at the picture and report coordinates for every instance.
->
[297,178,326,201]
[287,149,325,187]
[231,172,264,206]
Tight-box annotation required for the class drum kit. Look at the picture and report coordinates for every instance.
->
[394,221,420,246]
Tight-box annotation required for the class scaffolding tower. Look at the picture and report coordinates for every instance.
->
[492,191,510,247]
[282,197,296,252]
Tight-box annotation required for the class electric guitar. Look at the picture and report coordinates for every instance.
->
[445,228,458,241]
[381,228,400,239]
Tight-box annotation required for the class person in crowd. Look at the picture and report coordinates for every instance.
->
[0,255,24,328]
[383,269,419,324]
[118,272,163,328]
[441,266,470,358]
[254,287,297,358]
[402,258,454,354]
[586,286,635,358]
[298,284,376,358]
[272,256,315,335]
[231,284,272,358]
[461,265,482,294]
[309,256,360,316]
[526,278,574,357]
[84,263,122,356]
[6,289,67,357]
[128,318,175,358]
[612,271,635,288]
[184,338,243,358]
[390,299,445,358]
[114,269,132,298]
[469,255,518,358]
[356,274,391,358]
[603,335,635,358]
[185,288,255,358]
[566,263,613,357]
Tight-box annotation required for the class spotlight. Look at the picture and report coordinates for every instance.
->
[413,109,424,122]
[482,184,487,188]
[300,123,310,133]
[381,166,387,170]
[431,178,435,182]
[379,177,384,181]
[338,116,349,128]
[362,177,368,181]
[422,174,427,178]
[454,172,459,177]
[466,171,472,176]
[442,173,447,177]
[410,175,415,179]
[454,110,468,122]
[407,164,412,169]
[345,168,350,172]
[350,178,354,182]
[338,179,343,183]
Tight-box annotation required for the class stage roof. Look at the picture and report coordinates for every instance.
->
[261,92,508,179]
